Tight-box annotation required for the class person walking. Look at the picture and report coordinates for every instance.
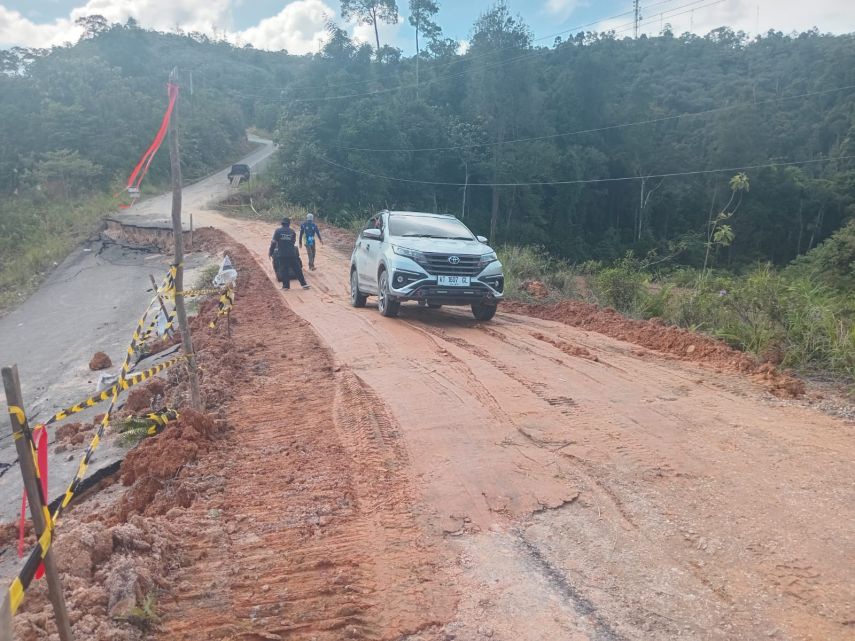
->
[269,217,309,290]
[299,213,323,271]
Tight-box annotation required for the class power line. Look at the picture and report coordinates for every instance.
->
[277,0,723,104]
[333,83,855,152]
[317,154,854,188]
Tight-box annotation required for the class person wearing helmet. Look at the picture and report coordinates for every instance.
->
[299,213,323,271]
[268,217,309,290]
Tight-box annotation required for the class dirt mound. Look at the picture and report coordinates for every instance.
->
[122,378,168,413]
[506,299,805,398]
[89,352,112,370]
[531,331,598,362]
[116,409,226,520]
[13,517,180,641]
[521,280,549,298]
[753,362,807,398]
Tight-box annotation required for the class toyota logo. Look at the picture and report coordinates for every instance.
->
[448,256,461,264]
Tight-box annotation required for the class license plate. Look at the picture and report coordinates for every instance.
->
[437,275,470,287]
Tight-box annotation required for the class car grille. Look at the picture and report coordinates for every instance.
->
[421,252,482,276]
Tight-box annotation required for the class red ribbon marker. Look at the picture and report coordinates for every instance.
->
[121,82,180,202]
[18,425,48,579]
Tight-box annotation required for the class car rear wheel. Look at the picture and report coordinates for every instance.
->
[377,270,400,318]
[471,302,497,321]
[350,269,367,308]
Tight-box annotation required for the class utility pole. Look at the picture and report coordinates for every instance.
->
[167,68,202,410]
[634,0,641,39]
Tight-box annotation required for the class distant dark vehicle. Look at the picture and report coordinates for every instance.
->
[228,164,250,184]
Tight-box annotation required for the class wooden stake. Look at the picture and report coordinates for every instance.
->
[149,274,170,319]
[2,366,74,641]
[167,69,202,410]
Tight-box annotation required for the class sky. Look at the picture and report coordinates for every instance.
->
[0,0,852,53]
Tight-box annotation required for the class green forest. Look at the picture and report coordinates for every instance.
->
[0,2,852,376]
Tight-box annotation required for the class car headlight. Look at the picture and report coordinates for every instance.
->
[478,251,498,268]
[392,245,427,263]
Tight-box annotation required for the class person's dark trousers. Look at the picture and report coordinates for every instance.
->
[272,255,287,283]
[283,256,307,288]
[306,244,317,269]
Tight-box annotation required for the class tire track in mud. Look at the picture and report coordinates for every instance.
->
[155,238,453,641]
[401,318,648,536]
[405,320,583,419]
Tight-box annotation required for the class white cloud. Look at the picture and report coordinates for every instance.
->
[457,39,469,54]
[596,0,853,38]
[69,0,233,34]
[238,0,332,53]
[543,0,588,23]
[0,6,80,48]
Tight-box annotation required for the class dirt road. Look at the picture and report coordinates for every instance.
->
[152,210,853,641]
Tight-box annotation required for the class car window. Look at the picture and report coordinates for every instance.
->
[362,216,383,237]
[388,215,474,240]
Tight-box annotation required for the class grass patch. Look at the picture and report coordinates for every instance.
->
[0,192,124,311]
[499,244,855,382]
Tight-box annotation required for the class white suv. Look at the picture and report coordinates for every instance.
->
[349,210,505,320]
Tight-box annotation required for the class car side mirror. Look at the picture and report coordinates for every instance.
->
[476,235,488,244]
[363,228,382,240]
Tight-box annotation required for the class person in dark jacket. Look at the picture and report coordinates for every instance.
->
[269,217,309,290]
[299,213,323,271]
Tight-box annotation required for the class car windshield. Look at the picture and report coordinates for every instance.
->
[389,215,474,240]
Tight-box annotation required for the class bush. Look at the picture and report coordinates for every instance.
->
[592,254,646,314]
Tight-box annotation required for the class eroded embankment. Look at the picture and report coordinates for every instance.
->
[503,299,806,398]
[5,230,453,641]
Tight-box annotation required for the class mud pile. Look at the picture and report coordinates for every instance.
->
[506,299,806,398]
[13,518,182,641]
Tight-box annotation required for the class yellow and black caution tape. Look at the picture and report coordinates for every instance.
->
[171,288,221,298]
[42,355,185,427]
[144,408,179,435]
[126,408,180,437]
[140,309,176,343]
[4,406,55,618]
[209,288,235,329]
[3,265,186,621]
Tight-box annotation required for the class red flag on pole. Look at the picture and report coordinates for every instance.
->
[124,82,180,195]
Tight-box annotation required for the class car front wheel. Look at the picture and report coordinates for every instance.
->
[377,270,400,318]
[471,302,497,321]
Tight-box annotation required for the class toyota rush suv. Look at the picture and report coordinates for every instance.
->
[349,210,504,320]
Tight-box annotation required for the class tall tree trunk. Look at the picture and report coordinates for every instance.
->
[506,185,516,229]
[490,121,505,242]
[461,160,469,218]
[372,8,381,51]
[415,16,420,92]
[796,199,804,256]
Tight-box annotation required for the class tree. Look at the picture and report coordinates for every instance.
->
[340,0,399,52]
[28,149,102,198]
[468,1,533,242]
[75,15,111,40]
[409,0,441,88]
[703,172,750,276]
[409,0,440,54]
